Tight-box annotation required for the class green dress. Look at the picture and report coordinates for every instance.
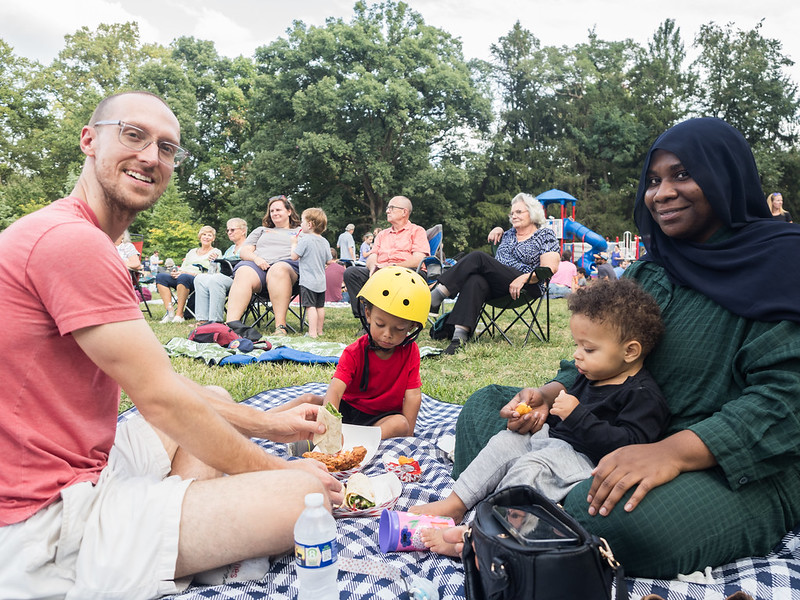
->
[453,260,800,578]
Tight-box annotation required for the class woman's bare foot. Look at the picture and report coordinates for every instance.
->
[421,526,468,557]
[409,495,467,523]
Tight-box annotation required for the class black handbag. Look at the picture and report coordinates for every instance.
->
[462,485,627,600]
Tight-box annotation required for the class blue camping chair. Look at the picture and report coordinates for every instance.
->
[416,224,446,283]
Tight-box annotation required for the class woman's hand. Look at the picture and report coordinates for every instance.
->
[508,273,529,299]
[586,430,716,516]
[487,227,505,245]
[254,257,270,271]
[501,387,550,434]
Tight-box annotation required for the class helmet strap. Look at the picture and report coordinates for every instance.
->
[357,299,423,391]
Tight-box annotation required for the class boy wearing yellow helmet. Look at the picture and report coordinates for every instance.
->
[317,267,431,439]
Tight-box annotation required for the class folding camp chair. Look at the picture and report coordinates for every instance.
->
[473,244,551,345]
[473,281,551,345]
[242,283,306,333]
[416,224,446,284]
[128,234,152,318]
[129,269,153,318]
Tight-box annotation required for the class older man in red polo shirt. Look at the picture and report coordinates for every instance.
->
[343,195,429,320]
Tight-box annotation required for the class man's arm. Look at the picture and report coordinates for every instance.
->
[391,251,427,270]
[73,319,299,474]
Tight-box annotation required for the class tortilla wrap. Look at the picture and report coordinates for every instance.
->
[313,403,343,454]
[344,472,376,509]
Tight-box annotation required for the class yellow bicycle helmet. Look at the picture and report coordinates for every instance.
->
[358,266,431,327]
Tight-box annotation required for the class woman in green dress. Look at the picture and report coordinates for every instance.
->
[452,118,800,578]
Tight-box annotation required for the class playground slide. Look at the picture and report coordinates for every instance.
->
[562,218,607,270]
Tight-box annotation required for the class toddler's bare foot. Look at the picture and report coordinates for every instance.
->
[408,496,467,523]
[421,526,467,557]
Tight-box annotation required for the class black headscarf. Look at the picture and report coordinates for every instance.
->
[634,117,800,323]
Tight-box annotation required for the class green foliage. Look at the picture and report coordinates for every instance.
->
[692,20,799,147]
[231,0,492,241]
[132,181,199,257]
[2,11,800,248]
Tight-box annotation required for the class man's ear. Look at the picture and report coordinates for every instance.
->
[79,125,97,158]
[623,340,642,363]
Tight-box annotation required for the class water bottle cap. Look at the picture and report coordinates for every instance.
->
[304,492,324,507]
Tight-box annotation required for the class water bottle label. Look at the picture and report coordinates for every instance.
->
[294,540,337,569]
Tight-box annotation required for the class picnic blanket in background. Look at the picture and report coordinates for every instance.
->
[117,384,800,600]
[164,337,443,366]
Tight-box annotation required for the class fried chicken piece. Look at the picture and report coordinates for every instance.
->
[303,445,367,472]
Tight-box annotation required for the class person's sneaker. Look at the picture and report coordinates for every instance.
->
[444,339,463,355]
[160,313,174,324]
[172,315,185,323]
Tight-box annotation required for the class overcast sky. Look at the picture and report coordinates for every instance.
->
[2,0,799,84]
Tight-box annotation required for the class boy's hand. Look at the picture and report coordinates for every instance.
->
[550,390,579,420]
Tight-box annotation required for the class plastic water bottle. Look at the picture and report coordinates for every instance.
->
[294,493,339,600]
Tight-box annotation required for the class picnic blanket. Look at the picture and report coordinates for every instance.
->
[118,384,800,600]
[164,337,443,366]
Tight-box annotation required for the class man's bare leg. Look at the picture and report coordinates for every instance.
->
[174,469,325,577]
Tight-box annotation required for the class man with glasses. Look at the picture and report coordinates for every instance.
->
[343,195,429,321]
[0,91,342,599]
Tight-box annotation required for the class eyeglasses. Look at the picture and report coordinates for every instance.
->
[509,209,528,217]
[386,205,407,213]
[93,120,189,167]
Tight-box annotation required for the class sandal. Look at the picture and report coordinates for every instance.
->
[276,324,289,335]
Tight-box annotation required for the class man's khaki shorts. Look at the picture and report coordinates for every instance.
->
[0,416,192,600]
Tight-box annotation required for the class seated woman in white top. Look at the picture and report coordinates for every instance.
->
[155,225,220,323]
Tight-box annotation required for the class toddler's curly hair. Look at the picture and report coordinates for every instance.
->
[567,278,664,356]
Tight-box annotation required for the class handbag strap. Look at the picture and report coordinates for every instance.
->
[599,537,628,600]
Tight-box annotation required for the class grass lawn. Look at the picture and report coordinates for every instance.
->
[123,298,574,413]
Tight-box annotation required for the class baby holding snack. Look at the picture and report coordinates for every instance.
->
[412,278,670,555]
[297,267,430,439]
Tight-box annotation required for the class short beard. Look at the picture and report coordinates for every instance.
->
[97,170,162,224]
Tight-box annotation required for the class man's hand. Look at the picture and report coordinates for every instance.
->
[500,387,549,434]
[550,390,579,421]
[258,403,327,443]
[291,458,344,505]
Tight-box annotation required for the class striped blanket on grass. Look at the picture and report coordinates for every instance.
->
[119,383,800,600]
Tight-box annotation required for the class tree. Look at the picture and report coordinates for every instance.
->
[232,0,492,243]
[166,38,255,228]
[692,20,799,148]
[628,19,696,137]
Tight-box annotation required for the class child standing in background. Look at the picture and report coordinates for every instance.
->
[291,208,332,337]
[360,232,374,261]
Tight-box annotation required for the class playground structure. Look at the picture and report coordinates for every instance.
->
[536,189,641,272]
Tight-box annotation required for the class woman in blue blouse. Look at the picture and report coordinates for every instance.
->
[429,193,560,354]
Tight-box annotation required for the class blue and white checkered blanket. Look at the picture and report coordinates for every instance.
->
[120,383,800,600]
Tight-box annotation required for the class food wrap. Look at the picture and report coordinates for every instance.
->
[344,472,376,509]
[313,403,343,454]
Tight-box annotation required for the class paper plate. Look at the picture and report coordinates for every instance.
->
[333,472,402,518]
[316,424,381,481]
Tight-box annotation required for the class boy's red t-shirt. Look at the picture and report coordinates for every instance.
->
[333,335,421,415]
